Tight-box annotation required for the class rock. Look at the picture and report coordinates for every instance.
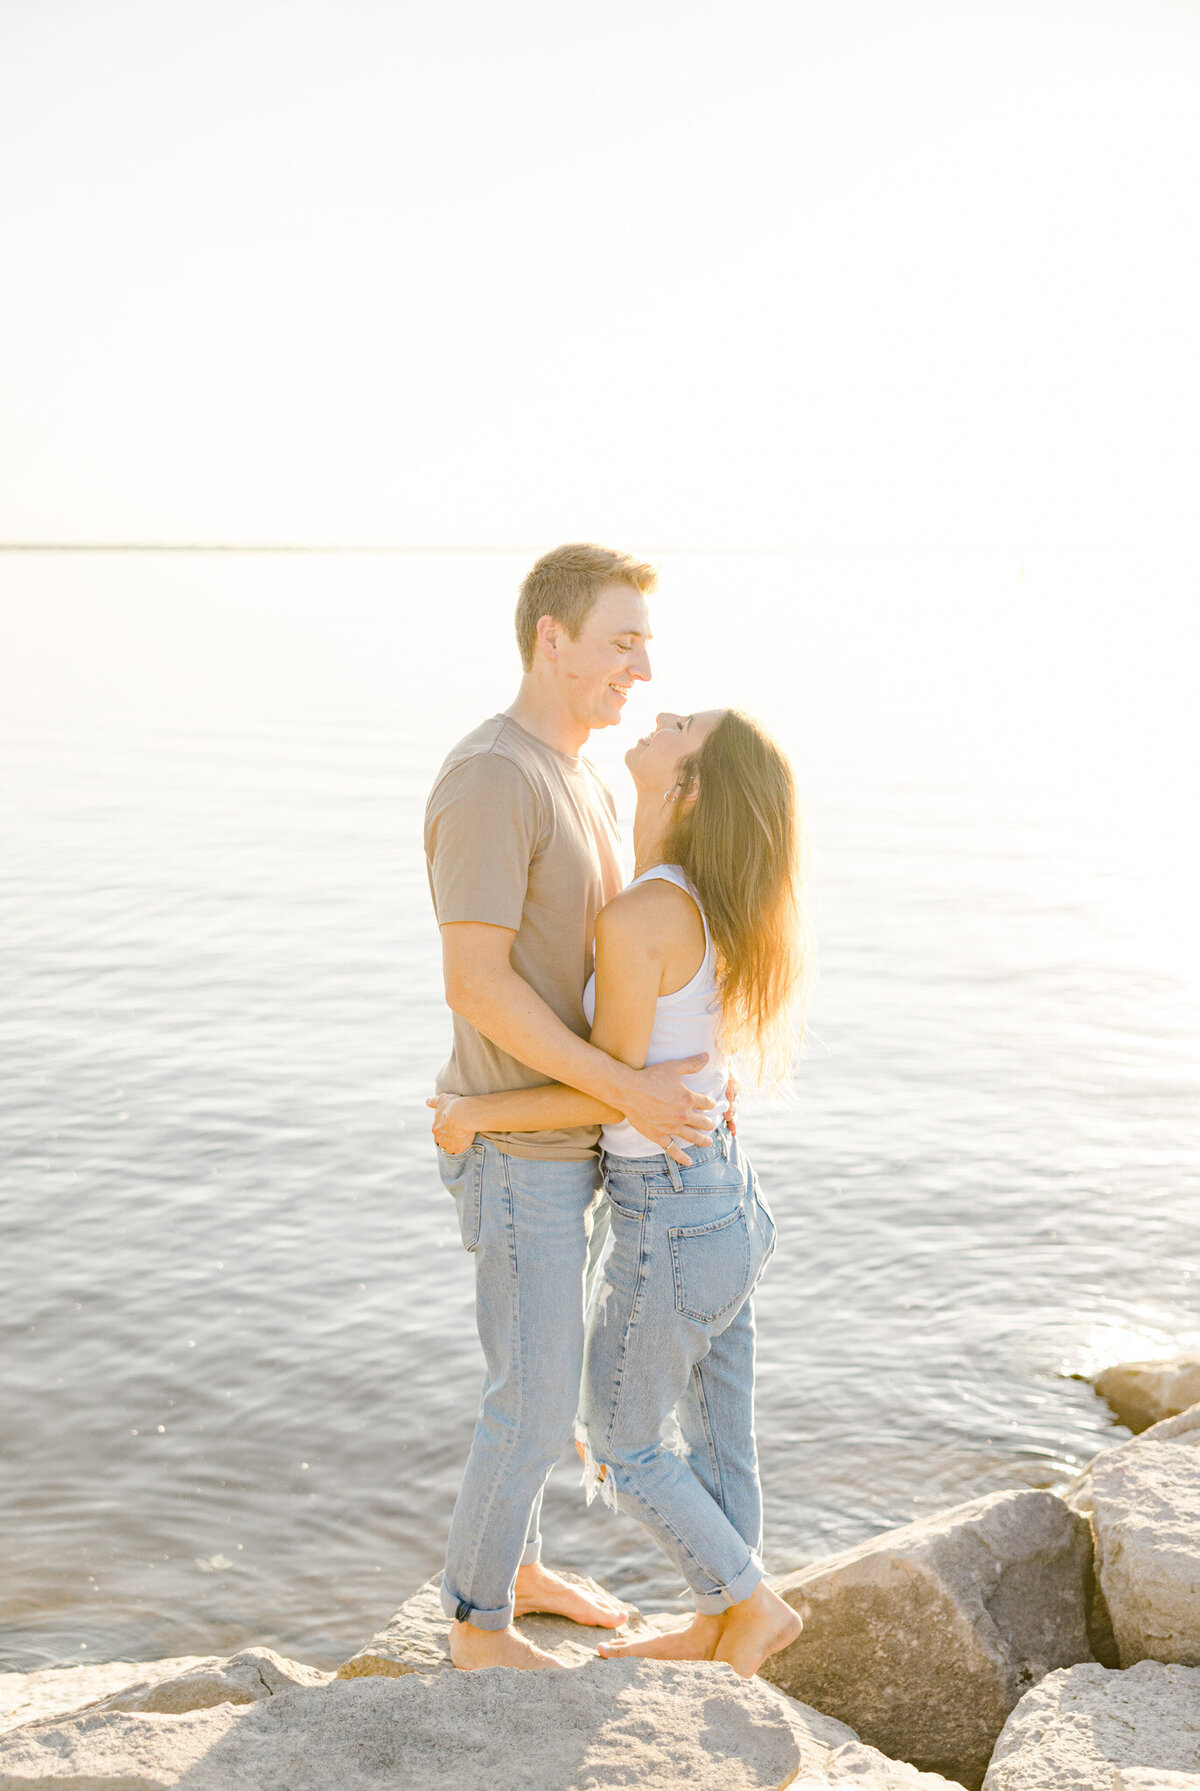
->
[761,1488,1093,1790]
[68,1647,331,1717]
[981,1659,1200,1790]
[1091,1442,1200,1667]
[0,1660,213,1738]
[0,1655,859,1789]
[1114,1773,1200,1790]
[1066,1400,1200,1518]
[339,1570,679,1675]
[1094,1357,1200,1434]
[1066,1400,1200,1668]
[793,1740,967,1786]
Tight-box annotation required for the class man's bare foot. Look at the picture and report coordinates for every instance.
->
[713,1582,804,1678]
[598,1612,723,1661]
[449,1620,565,1671]
[513,1561,628,1629]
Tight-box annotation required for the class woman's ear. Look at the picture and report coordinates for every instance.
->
[680,777,701,809]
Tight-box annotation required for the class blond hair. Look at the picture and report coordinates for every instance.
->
[663,711,811,1085]
[515,543,658,671]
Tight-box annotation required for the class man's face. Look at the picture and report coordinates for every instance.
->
[553,582,652,730]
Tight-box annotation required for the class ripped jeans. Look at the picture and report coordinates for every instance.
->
[578,1125,776,1614]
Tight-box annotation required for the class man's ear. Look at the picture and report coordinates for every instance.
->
[534,613,560,663]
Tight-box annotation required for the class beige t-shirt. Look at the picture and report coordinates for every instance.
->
[424,713,623,1160]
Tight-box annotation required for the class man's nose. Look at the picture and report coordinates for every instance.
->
[629,645,652,683]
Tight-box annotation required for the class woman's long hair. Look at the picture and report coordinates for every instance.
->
[662,710,810,1085]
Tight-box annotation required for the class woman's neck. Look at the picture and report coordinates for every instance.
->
[632,791,671,879]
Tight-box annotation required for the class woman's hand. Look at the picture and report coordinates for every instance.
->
[426,1092,479,1155]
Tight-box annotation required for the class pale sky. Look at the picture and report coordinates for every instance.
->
[1,0,1197,548]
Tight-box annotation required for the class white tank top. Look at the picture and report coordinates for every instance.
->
[582,863,728,1158]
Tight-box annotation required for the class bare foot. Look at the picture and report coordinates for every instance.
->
[598,1613,723,1661]
[514,1561,628,1629]
[713,1582,804,1678]
[449,1620,565,1671]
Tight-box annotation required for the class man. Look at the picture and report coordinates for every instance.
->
[424,543,715,1671]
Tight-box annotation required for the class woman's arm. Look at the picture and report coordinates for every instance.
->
[428,885,675,1150]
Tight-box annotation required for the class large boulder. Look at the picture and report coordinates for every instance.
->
[982,1659,1200,1790]
[761,1488,1093,1790]
[1066,1400,1200,1667]
[339,1571,676,1676]
[1091,1441,1200,1666]
[0,1655,860,1790]
[793,1741,968,1787]
[0,1659,213,1737]
[1094,1357,1200,1434]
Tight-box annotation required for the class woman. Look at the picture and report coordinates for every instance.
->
[429,707,809,1676]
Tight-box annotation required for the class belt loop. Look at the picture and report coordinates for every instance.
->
[665,1154,684,1192]
[720,1125,730,1161]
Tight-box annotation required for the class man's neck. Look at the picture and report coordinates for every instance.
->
[504,678,589,758]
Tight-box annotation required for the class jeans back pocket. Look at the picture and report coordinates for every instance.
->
[668,1206,751,1324]
[436,1145,483,1252]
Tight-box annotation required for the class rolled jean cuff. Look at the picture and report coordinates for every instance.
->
[439,1576,513,1631]
[692,1551,764,1615]
[520,1533,542,1567]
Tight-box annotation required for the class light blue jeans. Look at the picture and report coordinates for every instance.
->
[436,1138,606,1630]
[578,1126,776,1613]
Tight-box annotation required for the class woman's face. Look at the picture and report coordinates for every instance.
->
[625,709,725,796]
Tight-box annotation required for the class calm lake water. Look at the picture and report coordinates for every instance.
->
[2,548,1198,1673]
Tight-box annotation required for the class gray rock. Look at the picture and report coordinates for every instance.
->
[761,1488,1094,1790]
[982,1660,1200,1791]
[1066,1400,1200,1668]
[1092,1442,1200,1667]
[339,1570,678,1675]
[793,1740,967,1786]
[0,1655,859,1789]
[1094,1357,1200,1435]
[68,1647,331,1717]
[1066,1401,1200,1518]
[0,1660,214,1738]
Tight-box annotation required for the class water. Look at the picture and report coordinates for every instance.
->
[2,548,1198,1673]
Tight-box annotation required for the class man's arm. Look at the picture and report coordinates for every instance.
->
[440,921,713,1160]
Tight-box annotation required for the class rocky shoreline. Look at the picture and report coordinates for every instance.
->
[3,1354,1199,1790]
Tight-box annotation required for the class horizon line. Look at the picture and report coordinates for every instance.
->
[0,541,824,556]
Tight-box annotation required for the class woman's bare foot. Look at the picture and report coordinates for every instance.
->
[449,1620,565,1672]
[513,1561,629,1629]
[713,1582,803,1678]
[598,1613,723,1661]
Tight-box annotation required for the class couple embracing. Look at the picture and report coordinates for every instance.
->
[424,543,807,1679]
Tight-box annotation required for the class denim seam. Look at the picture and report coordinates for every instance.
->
[453,1147,523,1621]
[688,1357,727,1516]
[605,1197,649,1450]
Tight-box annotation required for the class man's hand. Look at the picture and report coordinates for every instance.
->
[617,1055,716,1165]
[724,1070,740,1136]
[427,1092,479,1155]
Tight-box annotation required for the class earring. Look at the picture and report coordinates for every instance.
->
[663,790,676,802]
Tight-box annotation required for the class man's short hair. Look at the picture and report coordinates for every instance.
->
[515,543,658,672]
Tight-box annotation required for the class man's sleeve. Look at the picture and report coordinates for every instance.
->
[425,753,542,930]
